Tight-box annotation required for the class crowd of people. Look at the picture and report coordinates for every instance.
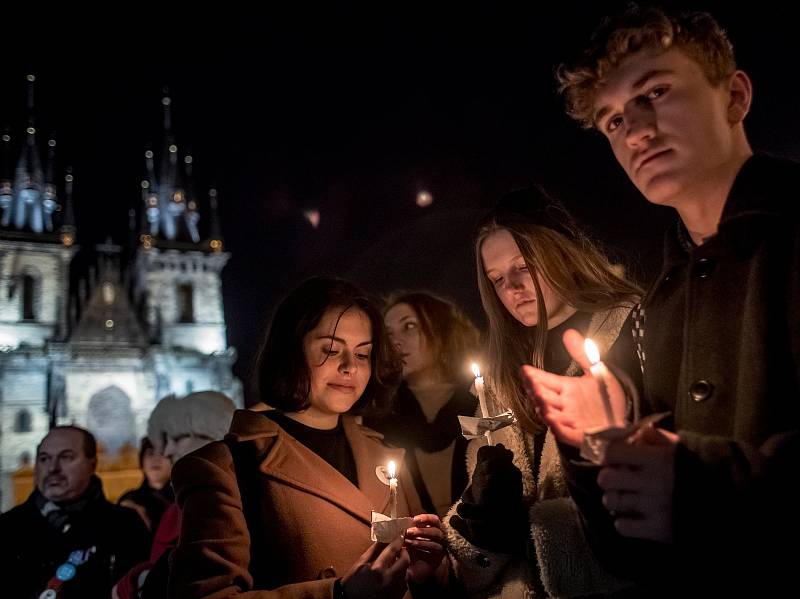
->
[1,4,797,598]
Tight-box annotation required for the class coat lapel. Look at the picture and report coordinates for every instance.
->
[229,411,405,526]
[342,416,405,517]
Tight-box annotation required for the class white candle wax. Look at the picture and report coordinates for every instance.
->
[584,339,616,427]
[388,460,398,519]
[471,363,494,445]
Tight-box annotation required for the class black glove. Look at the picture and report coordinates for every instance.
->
[449,443,528,553]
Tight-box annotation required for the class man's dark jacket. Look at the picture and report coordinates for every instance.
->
[0,479,150,599]
[565,154,800,595]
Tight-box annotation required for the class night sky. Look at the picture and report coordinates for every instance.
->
[4,1,799,403]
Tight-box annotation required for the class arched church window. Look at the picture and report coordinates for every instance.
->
[178,283,195,323]
[14,409,32,433]
[21,274,37,320]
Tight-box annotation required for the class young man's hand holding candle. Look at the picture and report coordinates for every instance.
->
[520,328,680,543]
[520,328,628,448]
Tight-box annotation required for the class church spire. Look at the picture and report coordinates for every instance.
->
[141,146,158,247]
[0,74,73,240]
[162,87,172,133]
[183,150,200,243]
[12,74,46,233]
[59,168,76,247]
[0,132,12,227]
[42,135,58,232]
[1,130,12,180]
[140,90,206,247]
[26,74,35,129]
[159,89,184,241]
[208,187,223,252]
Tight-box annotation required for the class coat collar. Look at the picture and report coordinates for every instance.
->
[226,409,406,526]
[721,153,800,225]
[659,152,800,274]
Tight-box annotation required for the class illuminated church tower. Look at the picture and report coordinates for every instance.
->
[0,80,241,511]
[133,89,239,400]
[0,75,78,509]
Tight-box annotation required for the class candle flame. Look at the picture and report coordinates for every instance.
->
[471,363,481,378]
[387,460,396,479]
[584,338,600,365]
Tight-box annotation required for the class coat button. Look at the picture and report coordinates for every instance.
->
[319,566,338,579]
[689,380,713,402]
[476,553,491,568]
[696,258,715,279]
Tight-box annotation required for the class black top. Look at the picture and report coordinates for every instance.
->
[542,309,639,381]
[117,480,174,534]
[562,154,800,595]
[263,410,358,487]
[533,312,641,480]
[543,310,593,375]
[364,383,477,514]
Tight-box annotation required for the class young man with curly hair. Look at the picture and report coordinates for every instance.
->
[523,5,800,594]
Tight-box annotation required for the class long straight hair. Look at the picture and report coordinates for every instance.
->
[475,215,641,434]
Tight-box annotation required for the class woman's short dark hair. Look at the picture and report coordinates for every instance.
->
[255,276,402,414]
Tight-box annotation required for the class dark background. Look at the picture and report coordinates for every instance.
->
[4,1,799,404]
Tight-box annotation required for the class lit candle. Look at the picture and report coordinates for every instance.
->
[583,338,616,427]
[471,363,494,445]
[387,460,398,519]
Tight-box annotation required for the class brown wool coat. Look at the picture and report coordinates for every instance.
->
[169,410,423,599]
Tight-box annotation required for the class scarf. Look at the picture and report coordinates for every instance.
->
[33,475,105,532]
[378,383,477,452]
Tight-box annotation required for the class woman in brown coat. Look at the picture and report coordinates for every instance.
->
[169,277,447,599]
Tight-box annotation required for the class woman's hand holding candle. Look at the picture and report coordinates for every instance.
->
[404,513,447,583]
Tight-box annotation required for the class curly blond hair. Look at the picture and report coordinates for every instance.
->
[558,5,736,128]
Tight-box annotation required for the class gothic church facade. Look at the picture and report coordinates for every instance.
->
[0,78,242,511]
